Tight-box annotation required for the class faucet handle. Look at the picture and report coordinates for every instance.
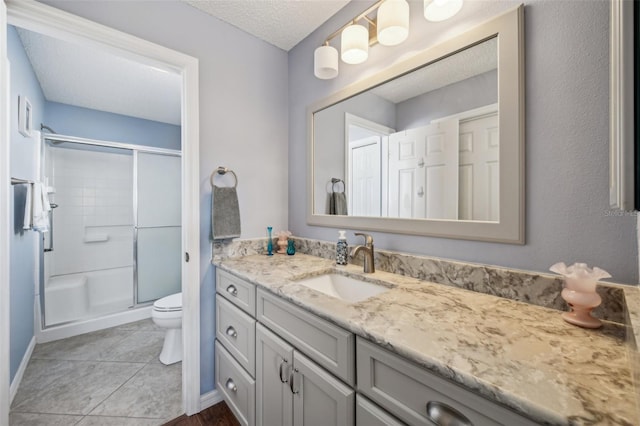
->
[354,232,373,246]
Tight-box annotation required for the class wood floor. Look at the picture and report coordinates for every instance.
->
[163,401,239,426]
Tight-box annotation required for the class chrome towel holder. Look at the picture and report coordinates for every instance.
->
[210,166,238,188]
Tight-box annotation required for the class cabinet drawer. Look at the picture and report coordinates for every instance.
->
[356,394,405,426]
[257,288,355,386]
[216,294,256,376]
[215,341,255,426]
[356,337,538,426]
[217,269,256,316]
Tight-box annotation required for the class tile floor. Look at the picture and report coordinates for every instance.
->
[10,319,182,425]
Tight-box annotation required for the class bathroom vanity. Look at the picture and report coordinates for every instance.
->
[213,253,638,426]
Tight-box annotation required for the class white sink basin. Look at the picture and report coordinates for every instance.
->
[296,274,390,303]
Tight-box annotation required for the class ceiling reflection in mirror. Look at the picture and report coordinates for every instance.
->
[313,37,498,222]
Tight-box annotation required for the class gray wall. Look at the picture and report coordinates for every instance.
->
[40,0,289,393]
[289,0,638,284]
[396,69,497,130]
[314,91,395,214]
[8,25,45,382]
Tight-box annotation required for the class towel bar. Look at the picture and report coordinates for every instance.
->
[11,177,34,185]
[210,166,238,188]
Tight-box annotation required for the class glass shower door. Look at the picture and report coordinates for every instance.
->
[135,152,181,304]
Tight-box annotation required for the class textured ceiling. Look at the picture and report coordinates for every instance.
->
[371,37,498,104]
[16,28,182,125]
[184,0,350,51]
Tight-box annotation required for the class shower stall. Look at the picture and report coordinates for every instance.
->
[40,134,181,329]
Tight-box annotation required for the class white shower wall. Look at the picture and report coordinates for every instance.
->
[45,146,134,324]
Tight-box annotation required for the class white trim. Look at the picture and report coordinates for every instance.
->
[9,337,35,405]
[1,2,12,423]
[609,0,635,210]
[200,390,223,410]
[5,0,201,416]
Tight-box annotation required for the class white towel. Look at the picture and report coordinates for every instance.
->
[22,183,32,230]
[32,182,51,233]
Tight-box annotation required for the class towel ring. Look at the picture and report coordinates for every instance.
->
[210,166,238,188]
[331,178,345,193]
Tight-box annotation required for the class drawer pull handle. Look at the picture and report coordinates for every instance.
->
[289,368,300,394]
[278,359,289,383]
[426,401,473,426]
[225,326,238,338]
[226,285,238,296]
[225,378,237,393]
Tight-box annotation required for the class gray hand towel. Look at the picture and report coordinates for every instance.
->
[211,186,241,240]
[330,191,348,216]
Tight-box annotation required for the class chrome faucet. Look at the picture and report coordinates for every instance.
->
[352,233,375,273]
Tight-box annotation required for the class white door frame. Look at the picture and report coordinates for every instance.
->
[1,1,11,424]
[2,0,201,416]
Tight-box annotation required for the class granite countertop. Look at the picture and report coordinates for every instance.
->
[215,254,638,426]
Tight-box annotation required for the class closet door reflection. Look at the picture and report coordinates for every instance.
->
[135,152,181,304]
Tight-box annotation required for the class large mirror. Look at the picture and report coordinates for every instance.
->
[308,6,524,243]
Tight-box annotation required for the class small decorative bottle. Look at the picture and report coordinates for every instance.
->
[287,239,295,255]
[266,227,273,256]
[336,230,348,265]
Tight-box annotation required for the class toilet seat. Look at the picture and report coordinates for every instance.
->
[153,292,182,312]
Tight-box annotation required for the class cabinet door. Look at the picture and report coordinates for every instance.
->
[256,323,294,426]
[292,351,354,426]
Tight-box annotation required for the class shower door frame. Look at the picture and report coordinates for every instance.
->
[41,134,182,323]
[3,0,202,417]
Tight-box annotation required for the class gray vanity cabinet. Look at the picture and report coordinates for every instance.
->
[256,321,355,426]
[256,322,293,426]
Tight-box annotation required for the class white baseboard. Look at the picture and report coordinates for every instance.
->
[9,336,35,404]
[200,389,223,410]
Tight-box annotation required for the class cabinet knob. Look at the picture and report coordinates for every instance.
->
[225,326,238,338]
[226,285,238,296]
[289,368,300,394]
[225,378,237,393]
[278,359,289,383]
[426,401,473,426]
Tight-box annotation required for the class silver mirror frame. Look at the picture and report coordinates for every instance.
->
[307,5,525,244]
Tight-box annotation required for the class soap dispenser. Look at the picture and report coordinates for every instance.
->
[336,230,348,265]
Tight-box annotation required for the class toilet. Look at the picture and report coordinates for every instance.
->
[151,292,182,365]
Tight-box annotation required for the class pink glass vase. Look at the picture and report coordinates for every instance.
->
[550,262,611,329]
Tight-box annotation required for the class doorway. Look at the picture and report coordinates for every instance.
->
[1,0,201,421]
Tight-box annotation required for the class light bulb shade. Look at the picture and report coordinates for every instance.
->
[314,45,338,79]
[377,0,409,46]
[341,24,369,64]
[424,0,463,22]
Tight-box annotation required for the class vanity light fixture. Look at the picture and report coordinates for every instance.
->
[314,43,339,79]
[313,0,463,80]
[377,0,410,46]
[424,0,464,22]
[341,22,369,64]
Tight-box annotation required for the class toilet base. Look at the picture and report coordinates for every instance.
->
[159,328,182,365]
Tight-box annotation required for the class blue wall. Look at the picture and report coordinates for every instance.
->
[44,101,181,150]
[8,25,45,383]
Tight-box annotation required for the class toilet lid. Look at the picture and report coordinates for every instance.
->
[153,292,182,311]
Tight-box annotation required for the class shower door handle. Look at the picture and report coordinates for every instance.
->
[44,203,58,253]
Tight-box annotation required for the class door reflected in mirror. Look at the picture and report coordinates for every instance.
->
[314,37,499,222]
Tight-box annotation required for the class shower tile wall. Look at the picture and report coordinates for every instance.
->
[46,146,134,323]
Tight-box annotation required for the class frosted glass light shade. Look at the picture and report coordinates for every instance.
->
[424,0,463,22]
[377,0,409,46]
[341,24,369,64]
[314,45,339,79]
